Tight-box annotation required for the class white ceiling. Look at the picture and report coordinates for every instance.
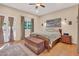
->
[2,3,77,16]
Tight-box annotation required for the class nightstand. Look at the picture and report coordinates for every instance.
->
[61,35,72,44]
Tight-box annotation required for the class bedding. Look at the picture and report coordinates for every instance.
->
[31,29,61,47]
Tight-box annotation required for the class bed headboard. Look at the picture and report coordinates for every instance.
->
[44,18,61,35]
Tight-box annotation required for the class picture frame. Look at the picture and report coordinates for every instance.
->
[68,21,72,25]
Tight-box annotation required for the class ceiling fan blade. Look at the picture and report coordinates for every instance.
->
[40,4,45,8]
[29,3,36,5]
[35,6,38,9]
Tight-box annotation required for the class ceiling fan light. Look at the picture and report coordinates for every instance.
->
[36,3,40,6]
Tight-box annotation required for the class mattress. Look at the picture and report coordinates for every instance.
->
[31,31,60,44]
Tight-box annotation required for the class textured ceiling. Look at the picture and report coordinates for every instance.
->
[2,3,77,16]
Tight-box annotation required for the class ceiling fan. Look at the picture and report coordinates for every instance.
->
[28,3,45,9]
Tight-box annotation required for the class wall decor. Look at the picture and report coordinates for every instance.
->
[41,23,43,26]
[68,21,72,25]
[46,18,61,28]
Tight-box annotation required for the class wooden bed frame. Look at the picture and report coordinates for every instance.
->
[51,38,60,47]
[24,29,62,54]
[51,29,62,46]
[34,34,61,50]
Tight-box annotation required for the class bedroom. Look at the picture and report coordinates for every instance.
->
[0,3,79,56]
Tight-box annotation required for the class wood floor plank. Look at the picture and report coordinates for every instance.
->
[39,42,78,56]
[0,40,78,56]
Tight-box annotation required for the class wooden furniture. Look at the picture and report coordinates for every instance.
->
[35,35,60,50]
[61,35,72,44]
[59,29,62,37]
[30,34,50,51]
[25,37,45,54]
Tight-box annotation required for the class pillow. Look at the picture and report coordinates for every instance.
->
[30,33,37,37]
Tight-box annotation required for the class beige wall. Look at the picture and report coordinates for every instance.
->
[40,5,78,44]
[0,4,78,44]
[0,5,40,41]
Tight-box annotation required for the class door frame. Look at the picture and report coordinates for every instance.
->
[77,4,79,53]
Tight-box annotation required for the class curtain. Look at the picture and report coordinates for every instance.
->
[0,16,4,43]
[8,17,14,42]
[21,16,25,40]
[31,18,34,32]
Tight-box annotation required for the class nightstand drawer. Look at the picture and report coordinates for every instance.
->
[61,35,72,44]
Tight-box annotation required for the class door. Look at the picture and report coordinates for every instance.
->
[78,4,79,53]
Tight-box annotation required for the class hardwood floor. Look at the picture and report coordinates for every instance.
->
[0,40,79,56]
[40,42,79,56]
[19,40,79,56]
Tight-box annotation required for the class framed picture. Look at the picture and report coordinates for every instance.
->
[46,18,61,27]
[68,21,72,25]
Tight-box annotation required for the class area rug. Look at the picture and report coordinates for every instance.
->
[0,43,36,56]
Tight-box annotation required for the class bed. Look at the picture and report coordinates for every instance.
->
[24,28,61,54]
[30,28,61,48]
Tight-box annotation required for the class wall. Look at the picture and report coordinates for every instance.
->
[0,4,78,44]
[40,5,78,44]
[0,4,40,41]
